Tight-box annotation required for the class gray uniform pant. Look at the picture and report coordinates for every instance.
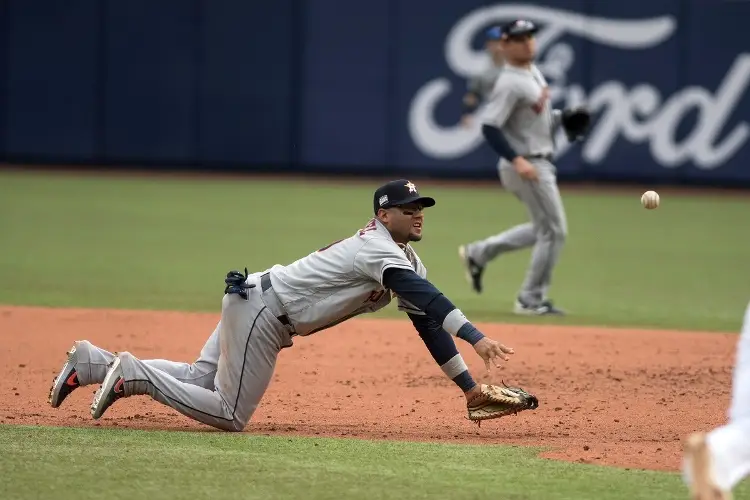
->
[466,159,568,305]
[71,272,293,431]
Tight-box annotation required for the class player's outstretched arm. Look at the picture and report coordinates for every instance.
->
[384,268,539,423]
[401,287,538,424]
[383,268,514,371]
[407,313,477,393]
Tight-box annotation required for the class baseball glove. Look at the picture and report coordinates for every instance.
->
[561,106,591,142]
[467,382,539,426]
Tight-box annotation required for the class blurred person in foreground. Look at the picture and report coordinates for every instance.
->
[683,301,750,500]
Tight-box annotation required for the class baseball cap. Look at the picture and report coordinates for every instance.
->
[373,179,436,214]
[485,26,503,40]
[499,19,539,38]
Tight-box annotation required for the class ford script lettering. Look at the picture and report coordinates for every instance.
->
[408,4,750,169]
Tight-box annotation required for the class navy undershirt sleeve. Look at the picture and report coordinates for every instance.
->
[383,268,485,345]
[481,124,518,162]
[408,313,457,365]
[382,267,455,321]
[407,313,476,392]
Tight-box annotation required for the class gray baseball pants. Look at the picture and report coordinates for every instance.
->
[464,159,567,305]
[70,272,294,431]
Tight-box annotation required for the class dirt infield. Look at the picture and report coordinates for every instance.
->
[0,305,737,471]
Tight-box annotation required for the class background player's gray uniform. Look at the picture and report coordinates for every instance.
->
[467,61,504,103]
[68,218,450,431]
[465,64,567,306]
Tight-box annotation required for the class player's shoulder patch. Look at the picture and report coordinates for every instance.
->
[357,218,398,244]
[358,218,379,237]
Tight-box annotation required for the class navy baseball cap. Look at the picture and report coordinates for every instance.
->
[373,179,436,214]
[500,19,539,38]
[485,26,503,40]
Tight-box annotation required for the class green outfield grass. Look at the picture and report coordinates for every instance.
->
[2,169,750,499]
[0,169,747,331]
[1,425,735,500]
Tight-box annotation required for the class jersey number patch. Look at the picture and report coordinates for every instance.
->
[359,219,377,236]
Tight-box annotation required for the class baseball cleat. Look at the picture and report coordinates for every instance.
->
[90,356,125,419]
[458,245,484,294]
[683,432,732,500]
[513,297,566,316]
[48,344,81,408]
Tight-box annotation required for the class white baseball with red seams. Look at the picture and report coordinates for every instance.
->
[641,190,660,209]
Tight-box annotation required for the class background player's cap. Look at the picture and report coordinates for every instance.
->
[373,179,436,214]
[485,26,503,40]
[499,19,539,38]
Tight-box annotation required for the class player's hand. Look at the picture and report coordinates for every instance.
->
[473,337,514,372]
[512,157,538,181]
[460,114,474,128]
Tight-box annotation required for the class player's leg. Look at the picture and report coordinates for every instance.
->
[461,223,536,265]
[49,326,220,408]
[532,163,568,306]
[462,222,536,265]
[459,224,535,294]
[48,340,114,407]
[90,277,291,432]
[139,325,220,390]
[684,301,750,498]
[458,168,536,293]
[510,161,567,314]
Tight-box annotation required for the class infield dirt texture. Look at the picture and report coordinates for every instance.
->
[1,168,748,498]
[0,305,737,471]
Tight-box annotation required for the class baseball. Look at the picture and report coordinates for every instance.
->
[640,190,660,209]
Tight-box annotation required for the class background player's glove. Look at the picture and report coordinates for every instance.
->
[466,383,539,426]
[224,268,255,300]
[561,106,591,142]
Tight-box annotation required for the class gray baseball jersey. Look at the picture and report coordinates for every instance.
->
[465,63,568,307]
[480,63,557,159]
[467,61,505,101]
[67,217,430,432]
[268,217,428,335]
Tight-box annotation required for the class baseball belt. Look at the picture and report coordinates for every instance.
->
[525,153,553,161]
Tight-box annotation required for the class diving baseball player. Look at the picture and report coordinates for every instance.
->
[457,20,590,316]
[48,180,538,431]
[683,301,750,500]
[460,26,505,128]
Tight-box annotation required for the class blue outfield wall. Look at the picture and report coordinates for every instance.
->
[2,0,750,185]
